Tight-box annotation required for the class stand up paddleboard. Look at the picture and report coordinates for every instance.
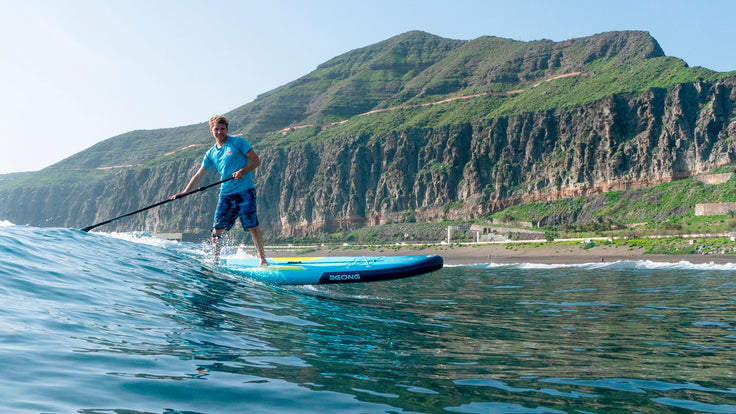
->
[221,255,443,285]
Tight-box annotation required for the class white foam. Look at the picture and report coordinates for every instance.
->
[632,259,736,271]
[462,260,736,271]
[517,262,607,270]
[220,245,260,260]
[99,231,179,249]
[0,220,14,227]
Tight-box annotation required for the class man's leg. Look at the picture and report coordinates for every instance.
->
[212,228,226,264]
[238,188,266,266]
[212,192,239,265]
[249,226,267,266]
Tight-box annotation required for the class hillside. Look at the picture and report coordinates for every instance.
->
[0,30,734,239]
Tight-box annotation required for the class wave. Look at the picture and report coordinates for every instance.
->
[100,230,185,249]
[3,224,736,413]
[456,259,736,271]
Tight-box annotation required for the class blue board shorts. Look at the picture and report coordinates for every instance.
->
[213,188,259,230]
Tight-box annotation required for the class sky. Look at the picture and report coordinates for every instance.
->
[0,0,734,174]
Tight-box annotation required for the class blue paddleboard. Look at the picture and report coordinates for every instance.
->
[220,255,443,285]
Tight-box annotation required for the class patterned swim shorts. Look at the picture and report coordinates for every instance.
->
[213,188,259,230]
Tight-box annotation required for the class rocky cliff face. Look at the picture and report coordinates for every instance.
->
[1,78,733,237]
[252,78,735,236]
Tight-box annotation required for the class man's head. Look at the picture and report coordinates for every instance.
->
[209,115,229,142]
[209,115,229,130]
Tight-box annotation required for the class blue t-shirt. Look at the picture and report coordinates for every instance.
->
[202,136,255,195]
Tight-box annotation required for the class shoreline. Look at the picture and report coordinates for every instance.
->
[265,242,736,266]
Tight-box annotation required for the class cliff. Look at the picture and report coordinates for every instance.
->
[0,31,734,238]
[259,78,736,236]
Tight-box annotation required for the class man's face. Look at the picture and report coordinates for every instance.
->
[211,123,228,141]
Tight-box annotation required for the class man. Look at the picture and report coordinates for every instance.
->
[171,115,267,265]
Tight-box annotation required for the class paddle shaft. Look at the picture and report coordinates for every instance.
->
[80,176,234,232]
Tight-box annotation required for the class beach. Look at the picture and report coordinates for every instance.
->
[273,242,736,265]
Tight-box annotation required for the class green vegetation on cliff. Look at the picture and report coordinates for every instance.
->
[492,171,736,240]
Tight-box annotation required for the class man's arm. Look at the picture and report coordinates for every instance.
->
[233,149,261,180]
[171,167,208,199]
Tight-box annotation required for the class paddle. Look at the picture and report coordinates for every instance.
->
[80,177,234,232]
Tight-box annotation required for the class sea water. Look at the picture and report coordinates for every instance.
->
[1,222,736,413]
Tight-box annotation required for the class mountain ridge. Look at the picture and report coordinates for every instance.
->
[29,30,693,172]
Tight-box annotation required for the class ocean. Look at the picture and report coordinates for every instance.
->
[1,221,736,413]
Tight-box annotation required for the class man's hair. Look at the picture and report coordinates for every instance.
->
[209,115,229,129]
